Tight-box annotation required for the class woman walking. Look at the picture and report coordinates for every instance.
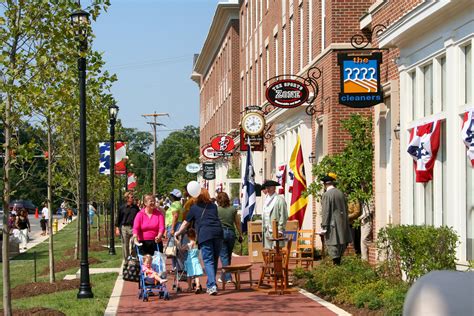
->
[175,188,223,295]
[16,209,31,250]
[133,194,165,255]
[216,191,242,284]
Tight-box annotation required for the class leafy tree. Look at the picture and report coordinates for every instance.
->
[306,114,373,207]
[155,126,200,195]
[1,0,112,311]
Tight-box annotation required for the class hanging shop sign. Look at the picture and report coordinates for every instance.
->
[240,128,264,151]
[338,52,383,108]
[210,135,235,156]
[185,163,201,174]
[201,144,220,160]
[202,162,216,180]
[265,79,309,109]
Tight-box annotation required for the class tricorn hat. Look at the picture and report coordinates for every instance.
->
[320,172,337,183]
[262,179,280,188]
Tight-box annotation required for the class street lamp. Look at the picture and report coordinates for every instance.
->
[109,102,119,256]
[70,6,93,299]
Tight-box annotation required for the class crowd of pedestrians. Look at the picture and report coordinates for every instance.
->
[115,183,244,296]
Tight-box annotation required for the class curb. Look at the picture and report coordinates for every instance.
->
[104,271,125,316]
[298,288,352,316]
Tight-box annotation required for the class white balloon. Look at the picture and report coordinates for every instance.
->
[187,181,201,198]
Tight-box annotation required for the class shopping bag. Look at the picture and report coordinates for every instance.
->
[164,237,177,257]
[152,251,166,273]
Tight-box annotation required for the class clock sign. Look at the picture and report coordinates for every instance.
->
[241,112,265,136]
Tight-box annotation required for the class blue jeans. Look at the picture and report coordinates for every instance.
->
[219,228,236,281]
[200,238,222,290]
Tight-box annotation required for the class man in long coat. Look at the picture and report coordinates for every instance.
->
[261,180,288,249]
[320,173,352,265]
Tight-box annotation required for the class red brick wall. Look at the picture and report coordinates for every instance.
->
[199,19,240,149]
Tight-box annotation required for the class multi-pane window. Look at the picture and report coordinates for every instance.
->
[423,63,433,116]
[464,44,472,104]
[410,71,417,120]
[441,57,447,111]
[299,3,304,70]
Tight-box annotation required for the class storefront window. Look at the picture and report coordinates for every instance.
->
[467,156,473,260]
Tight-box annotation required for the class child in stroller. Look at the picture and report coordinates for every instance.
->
[137,247,170,301]
[142,255,167,286]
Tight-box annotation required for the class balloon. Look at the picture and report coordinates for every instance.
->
[187,181,201,198]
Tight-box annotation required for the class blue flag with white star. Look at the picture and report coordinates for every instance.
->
[99,142,111,175]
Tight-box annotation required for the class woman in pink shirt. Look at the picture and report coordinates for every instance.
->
[133,194,165,255]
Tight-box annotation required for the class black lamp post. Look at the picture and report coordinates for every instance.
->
[109,103,119,256]
[71,7,93,299]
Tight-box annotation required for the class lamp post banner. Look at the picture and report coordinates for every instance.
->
[99,142,111,175]
[115,141,127,175]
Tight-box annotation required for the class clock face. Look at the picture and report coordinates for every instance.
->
[242,113,265,136]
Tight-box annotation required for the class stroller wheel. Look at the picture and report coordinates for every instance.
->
[177,287,182,293]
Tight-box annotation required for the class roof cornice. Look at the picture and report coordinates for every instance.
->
[192,1,240,78]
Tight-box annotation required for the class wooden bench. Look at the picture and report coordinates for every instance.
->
[221,264,253,290]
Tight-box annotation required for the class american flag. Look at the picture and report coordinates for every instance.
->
[99,142,111,175]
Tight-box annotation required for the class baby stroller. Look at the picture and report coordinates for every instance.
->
[136,245,170,301]
[165,236,187,293]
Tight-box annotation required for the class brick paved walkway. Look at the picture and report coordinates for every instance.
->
[116,256,348,316]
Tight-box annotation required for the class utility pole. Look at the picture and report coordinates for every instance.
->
[142,112,168,196]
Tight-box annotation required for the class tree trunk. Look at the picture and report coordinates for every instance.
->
[75,195,80,260]
[47,118,55,283]
[2,94,13,316]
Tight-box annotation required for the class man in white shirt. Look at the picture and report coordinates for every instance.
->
[41,202,49,233]
[261,180,288,249]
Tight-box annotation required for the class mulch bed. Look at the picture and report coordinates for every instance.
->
[293,279,383,316]
[40,257,101,276]
[63,240,108,257]
[11,279,81,300]
[0,308,65,316]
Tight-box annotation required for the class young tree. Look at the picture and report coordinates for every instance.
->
[307,114,374,206]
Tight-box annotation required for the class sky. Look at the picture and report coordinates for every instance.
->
[90,0,222,141]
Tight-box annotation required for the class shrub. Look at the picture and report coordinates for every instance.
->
[294,256,408,314]
[377,225,458,284]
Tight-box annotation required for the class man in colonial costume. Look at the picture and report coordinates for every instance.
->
[261,180,288,249]
[320,173,352,265]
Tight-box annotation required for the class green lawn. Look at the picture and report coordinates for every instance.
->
[0,216,122,314]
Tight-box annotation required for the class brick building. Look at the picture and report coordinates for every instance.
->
[193,0,473,265]
[191,1,241,195]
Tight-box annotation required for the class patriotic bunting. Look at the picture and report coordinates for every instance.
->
[462,110,474,167]
[407,120,441,183]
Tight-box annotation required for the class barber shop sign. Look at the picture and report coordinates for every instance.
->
[210,135,234,157]
[338,52,383,108]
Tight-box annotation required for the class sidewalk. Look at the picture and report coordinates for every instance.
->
[21,215,76,253]
[110,256,351,316]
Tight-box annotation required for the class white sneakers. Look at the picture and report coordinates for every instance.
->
[206,286,217,296]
